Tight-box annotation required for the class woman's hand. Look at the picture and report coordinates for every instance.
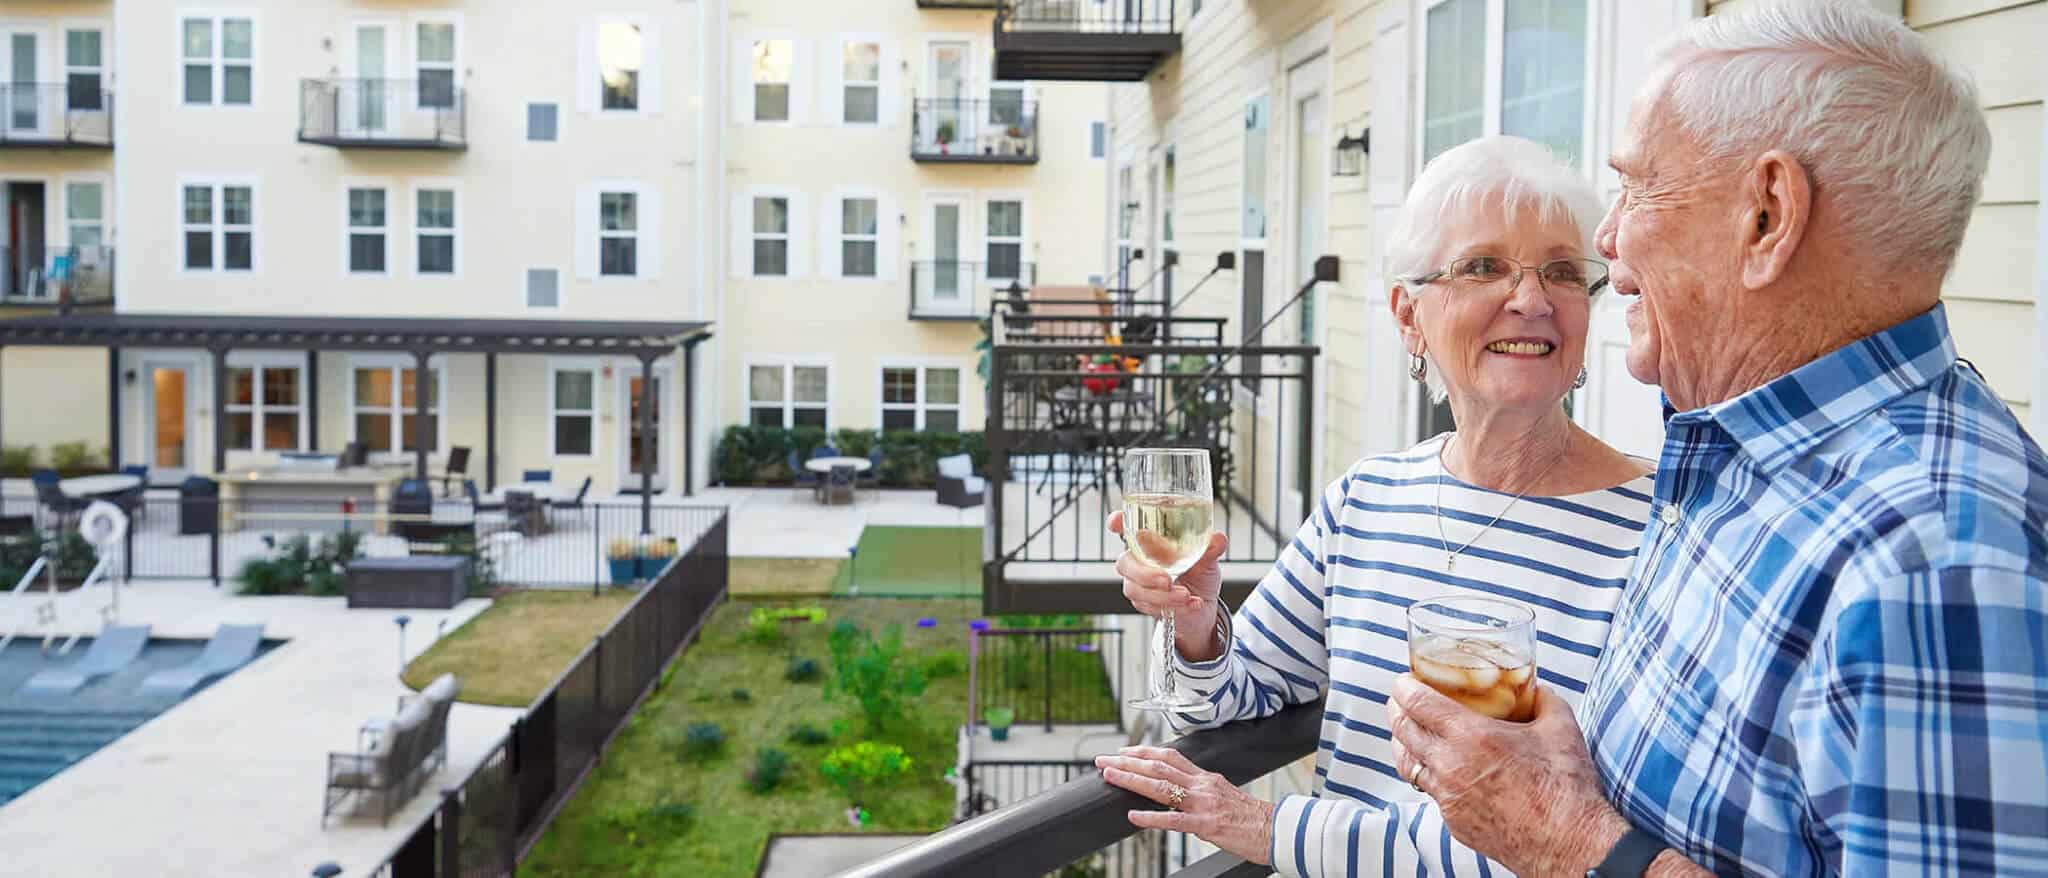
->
[1107,511,1228,660]
[1096,745,1275,865]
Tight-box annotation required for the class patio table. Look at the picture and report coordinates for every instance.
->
[802,457,873,474]
[60,473,143,499]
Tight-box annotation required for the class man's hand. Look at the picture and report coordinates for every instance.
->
[1388,674,1629,877]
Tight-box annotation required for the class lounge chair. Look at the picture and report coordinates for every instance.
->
[324,673,461,825]
[936,454,986,509]
[135,624,265,697]
[16,625,152,697]
[550,476,593,525]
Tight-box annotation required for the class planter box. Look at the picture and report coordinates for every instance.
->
[608,557,668,584]
[346,556,469,609]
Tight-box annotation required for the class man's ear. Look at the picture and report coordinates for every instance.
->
[1741,150,1811,290]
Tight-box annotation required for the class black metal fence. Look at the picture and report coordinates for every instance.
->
[910,261,1039,320]
[299,78,467,147]
[970,628,1125,732]
[1000,0,1179,34]
[365,510,729,877]
[0,83,114,146]
[0,244,113,306]
[964,761,1169,877]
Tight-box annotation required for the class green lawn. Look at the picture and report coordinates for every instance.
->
[832,526,981,597]
[521,597,982,878]
[402,590,638,707]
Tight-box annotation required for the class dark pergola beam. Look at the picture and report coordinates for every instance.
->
[306,350,319,453]
[107,346,120,470]
[638,353,657,535]
[412,349,431,483]
[484,352,497,493]
[211,346,228,473]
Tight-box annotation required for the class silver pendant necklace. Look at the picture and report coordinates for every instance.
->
[1434,435,1567,572]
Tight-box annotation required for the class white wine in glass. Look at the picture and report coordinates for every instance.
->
[1121,448,1215,716]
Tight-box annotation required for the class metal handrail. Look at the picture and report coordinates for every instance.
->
[0,83,114,145]
[911,97,1040,160]
[0,555,53,652]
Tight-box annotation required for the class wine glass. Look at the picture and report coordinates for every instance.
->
[1120,447,1215,716]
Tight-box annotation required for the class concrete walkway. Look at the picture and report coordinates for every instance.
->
[0,579,520,877]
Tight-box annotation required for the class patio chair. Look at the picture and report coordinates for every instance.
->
[824,463,858,505]
[17,624,151,697]
[437,446,471,497]
[136,623,265,698]
[30,469,85,530]
[551,476,593,525]
[504,490,551,537]
[464,479,503,514]
[857,447,883,499]
[521,469,552,484]
[341,441,370,468]
[323,673,462,825]
[936,454,985,508]
[789,449,821,499]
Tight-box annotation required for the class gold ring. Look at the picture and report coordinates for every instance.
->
[1409,764,1428,793]
[1166,784,1189,810]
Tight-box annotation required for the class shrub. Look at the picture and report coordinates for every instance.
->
[672,722,725,762]
[825,622,928,734]
[0,446,37,477]
[787,724,831,747]
[730,688,752,703]
[785,656,822,683]
[48,441,105,475]
[922,650,967,679]
[819,741,915,802]
[714,425,986,487]
[234,532,363,596]
[745,612,783,646]
[746,747,792,794]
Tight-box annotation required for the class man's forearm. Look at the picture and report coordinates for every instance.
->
[1569,808,1713,878]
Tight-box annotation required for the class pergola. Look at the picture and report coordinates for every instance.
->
[0,313,714,533]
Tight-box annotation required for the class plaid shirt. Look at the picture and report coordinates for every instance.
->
[1584,304,2048,876]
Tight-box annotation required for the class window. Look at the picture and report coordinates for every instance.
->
[748,364,828,428]
[752,196,789,276]
[526,268,559,308]
[840,198,878,279]
[347,187,387,273]
[181,16,253,106]
[752,40,792,122]
[415,21,456,109]
[1422,0,1586,166]
[527,102,558,140]
[66,183,104,251]
[65,29,104,110]
[989,84,1025,128]
[986,200,1023,282]
[843,41,879,124]
[551,367,596,457]
[881,366,961,433]
[416,188,455,275]
[1243,95,1269,239]
[1162,146,1177,245]
[599,21,642,110]
[599,192,638,276]
[224,364,303,452]
[182,183,254,271]
[1090,121,1106,159]
[353,363,440,454]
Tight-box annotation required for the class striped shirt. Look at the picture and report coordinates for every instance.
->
[1584,304,2048,875]
[1170,434,1653,878]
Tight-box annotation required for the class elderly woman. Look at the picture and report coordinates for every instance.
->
[1095,135,1652,877]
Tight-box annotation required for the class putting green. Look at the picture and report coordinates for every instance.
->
[831,526,982,597]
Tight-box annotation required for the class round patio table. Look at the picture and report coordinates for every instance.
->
[490,484,563,503]
[803,457,873,474]
[60,473,143,498]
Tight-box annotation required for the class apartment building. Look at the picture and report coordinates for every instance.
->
[0,0,1113,495]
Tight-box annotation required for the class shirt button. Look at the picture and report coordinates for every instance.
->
[1659,505,1679,525]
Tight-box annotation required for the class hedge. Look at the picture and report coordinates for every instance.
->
[714,426,987,488]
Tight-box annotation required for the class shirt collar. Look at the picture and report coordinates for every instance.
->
[1683,304,1958,474]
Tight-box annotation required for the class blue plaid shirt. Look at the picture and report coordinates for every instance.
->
[1584,304,2048,876]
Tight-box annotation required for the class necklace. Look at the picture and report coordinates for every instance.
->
[1433,434,1568,572]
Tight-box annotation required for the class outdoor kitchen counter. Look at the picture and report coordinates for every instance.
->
[215,466,414,534]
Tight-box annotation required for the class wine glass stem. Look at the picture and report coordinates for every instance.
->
[1158,578,1181,701]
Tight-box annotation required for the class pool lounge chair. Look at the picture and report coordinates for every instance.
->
[16,625,152,697]
[135,624,265,698]
[324,673,462,825]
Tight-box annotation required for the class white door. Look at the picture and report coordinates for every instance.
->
[343,22,395,137]
[142,361,198,479]
[921,197,969,315]
[619,364,672,492]
[928,41,970,151]
[1282,53,1329,519]
[3,30,43,136]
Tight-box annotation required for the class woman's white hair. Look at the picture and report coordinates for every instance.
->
[1384,135,1605,403]
[1653,0,1990,275]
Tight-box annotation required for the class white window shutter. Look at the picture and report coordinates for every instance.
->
[574,184,599,279]
[640,187,662,279]
[576,20,597,113]
[819,192,843,280]
[641,23,663,114]
[790,38,814,125]
[731,193,752,278]
[820,38,844,126]
[733,37,754,123]
[787,191,811,278]
[878,192,900,282]
[879,40,901,127]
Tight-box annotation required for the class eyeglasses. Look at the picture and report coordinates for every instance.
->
[1403,255,1610,297]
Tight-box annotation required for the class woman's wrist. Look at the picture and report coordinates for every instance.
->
[1174,602,1226,662]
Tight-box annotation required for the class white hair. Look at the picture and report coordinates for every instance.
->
[1383,135,1605,403]
[1653,0,1990,274]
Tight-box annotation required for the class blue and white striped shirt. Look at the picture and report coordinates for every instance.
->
[1170,434,1653,877]
[1584,304,2048,875]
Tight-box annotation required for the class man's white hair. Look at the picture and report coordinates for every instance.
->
[1653,0,1990,274]
[1384,135,1604,403]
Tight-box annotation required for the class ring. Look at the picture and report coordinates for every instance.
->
[1409,763,1428,793]
[1166,784,1189,810]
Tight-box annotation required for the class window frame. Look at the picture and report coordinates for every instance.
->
[1413,0,1597,175]
[839,196,880,280]
[177,12,256,108]
[841,38,881,126]
[984,195,1027,286]
[346,354,447,458]
[342,181,391,276]
[177,175,258,274]
[63,176,107,252]
[597,189,640,278]
[751,194,792,278]
[221,354,307,454]
[745,360,832,430]
[596,16,644,113]
[411,13,461,111]
[547,360,599,460]
[750,37,795,124]
[63,25,107,112]
[877,363,965,433]
[412,180,459,278]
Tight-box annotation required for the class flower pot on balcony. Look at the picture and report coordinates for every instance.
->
[983,706,1015,741]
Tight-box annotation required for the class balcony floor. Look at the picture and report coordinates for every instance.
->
[967,721,1126,763]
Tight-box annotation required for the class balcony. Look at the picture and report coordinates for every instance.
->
[909,261,1037,321]
[919,0,999,6]
[0,84,113,149]
[994,0,1181,82]
[297,78,466,150]
[912,98,1040,164]
[0,245,115,310]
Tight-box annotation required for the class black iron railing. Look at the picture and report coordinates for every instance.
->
[918,0,999,7]
[969,627,1125,732]
[363,512,730,877]
[0,245,114,306]
[299,78,466,149]
[911,261,1037,320]
[912,98,1039,163]
[998,0,1179,34]
[0,84,113,147]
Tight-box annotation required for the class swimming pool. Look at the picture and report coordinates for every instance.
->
[0,636,279,806]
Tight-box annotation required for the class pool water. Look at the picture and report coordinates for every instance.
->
[0,637,279,807]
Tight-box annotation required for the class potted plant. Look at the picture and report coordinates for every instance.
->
[983,705,1016,741]
[607,536,679,584]
[1081,354,1125,395]
[935,121,955,154]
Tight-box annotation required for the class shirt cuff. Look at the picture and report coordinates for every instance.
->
[1172,602,1235,686]
[1272,793,1347,878]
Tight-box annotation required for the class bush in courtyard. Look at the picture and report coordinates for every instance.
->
[787,723,831,747]
[667,722,725,763]
[731,688,752,703]
[825,622,928,734]
[606,798,696,846]
[713,425,987,487]
[746,747,792,794]
[236,531,363,596]
[745,606,827,647]
[820,741,915,803]
[923,649,967,679]
[0,446,38,477]
[47,441,107,476]
[785,656,822,682]
[0,530,106,588]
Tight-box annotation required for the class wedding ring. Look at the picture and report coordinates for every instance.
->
[1409,764,1428,793]
[1166,784,1189,810]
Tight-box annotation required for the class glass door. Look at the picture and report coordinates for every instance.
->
[620,369,669,492]
[5,32,41,135]
[922,200,966,315]
[147,364,194,474]
[345,22,393,136]
[927,42,968,153]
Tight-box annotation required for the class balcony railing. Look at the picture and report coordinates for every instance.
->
[919,0,999,7]
[298,78,466,150]
[910,261,1037,320]
[913,98,1039,163]
[0,245,115,308]
[994,0,1181,81]
[0,84,113,148]
[843,700,1323,878]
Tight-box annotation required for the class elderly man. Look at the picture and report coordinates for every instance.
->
[1387,3,2048,876]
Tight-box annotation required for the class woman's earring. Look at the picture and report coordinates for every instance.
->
[1573,367,1588,389]
[1409,353,1429,383]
